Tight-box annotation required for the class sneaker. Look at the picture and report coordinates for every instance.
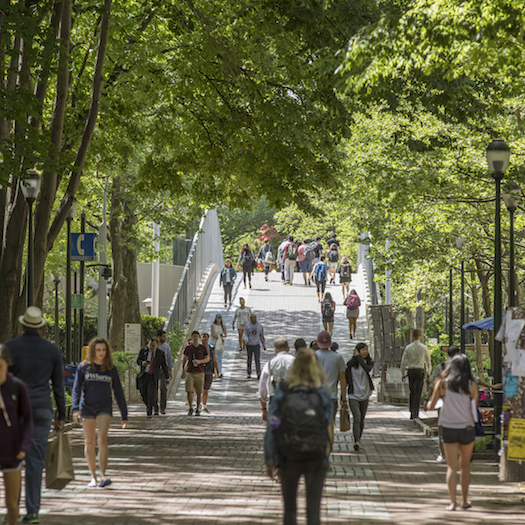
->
[203,406,210,413]
[354,442,360,451]
[246,374,251,379]
[87,479,98,488]
[22,515,39,524]
[154,411,159,416]
[249,283,252,288]
[284,280,289,285]
[257,373,261,379]
[350,334,353,339]
[147,415,152,419]
[188,408,193,416]
[219,374,223,378]
[436,454,446,463]
[160,410,166,415]
[98,478,112,488]
[224,303,227,307]
[195,409,201,416]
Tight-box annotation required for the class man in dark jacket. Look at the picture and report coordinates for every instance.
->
[137,336,169,418]
[7,306,66,524]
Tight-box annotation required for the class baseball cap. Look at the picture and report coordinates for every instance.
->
[317,331,331,349]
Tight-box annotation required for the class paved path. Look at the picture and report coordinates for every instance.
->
[4,270,524,524]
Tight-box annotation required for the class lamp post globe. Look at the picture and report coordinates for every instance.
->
[21,170,41,307]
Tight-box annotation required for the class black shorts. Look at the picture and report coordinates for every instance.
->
[204,373,213,390]
[441,426,475,445]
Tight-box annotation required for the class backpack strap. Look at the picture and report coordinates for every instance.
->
[9,375,21,414]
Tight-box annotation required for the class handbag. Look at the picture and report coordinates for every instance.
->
[340,406,351,432]
[44,430,75,489]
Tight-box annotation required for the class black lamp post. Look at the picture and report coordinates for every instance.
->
[65,199,78,363]
[20,170,41,307]
[456,237,466,353]
[502,181,520,307]
[486,138,511,448]
[53,275,61,346]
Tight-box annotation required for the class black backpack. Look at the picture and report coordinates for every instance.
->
[328,249,338,263]
[274,385,328,462]
[242,251,254,263]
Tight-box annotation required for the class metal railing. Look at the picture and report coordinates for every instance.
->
[163,209,224,334]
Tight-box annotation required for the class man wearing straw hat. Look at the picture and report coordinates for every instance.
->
[6,306,65,524]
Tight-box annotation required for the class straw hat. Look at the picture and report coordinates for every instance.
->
[19,306,46,328]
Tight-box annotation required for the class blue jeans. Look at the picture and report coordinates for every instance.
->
[216,350,224,375]
[25,408,53,517]
[246,344,261,375]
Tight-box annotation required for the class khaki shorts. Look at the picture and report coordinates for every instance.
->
[185,372,204,394]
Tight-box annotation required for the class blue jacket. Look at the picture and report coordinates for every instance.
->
[6,332,66,420]
[220,267,237,285]
[264,384,333,466]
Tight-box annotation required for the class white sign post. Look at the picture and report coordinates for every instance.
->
[125,323,142,354]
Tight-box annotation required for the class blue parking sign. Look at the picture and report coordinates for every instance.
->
[71,233,97,261]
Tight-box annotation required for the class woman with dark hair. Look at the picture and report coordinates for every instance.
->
[210,315,227,377]
[73,337,128,488]
[345,343,374,451]
[309,340,319,351]
[345,289,361,340]
[265,348,334,525]
[321,292,335,335]
[219,259,237,307]
[236,243,256,289]
[427,354,479,511]
[0,344,33,525]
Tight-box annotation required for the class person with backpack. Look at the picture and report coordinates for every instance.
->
[257,238,274,282]
[345,343,374,452]
[219,259,237,307]
[326,244,339,284]
[0,344,33,525]
[321,292,336,336]
[283,235,298,285]
[298,239,314,285]
[313,255,328,301]
[236,243,256,289]
[337,256,353,297]
[264,347,334,525]
[345,289,361,339]
[210,314,227,378]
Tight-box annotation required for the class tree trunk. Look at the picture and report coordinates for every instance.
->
[470,270,484,378]
[475,258,494,366]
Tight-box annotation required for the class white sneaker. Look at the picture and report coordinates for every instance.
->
[436,454,445,463]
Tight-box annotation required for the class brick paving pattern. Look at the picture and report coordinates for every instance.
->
[3,270,524,523]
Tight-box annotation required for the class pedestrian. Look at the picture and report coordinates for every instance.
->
[309,340,319,351]
[264,347,333,525]
[326,244,339,284]
[321,292,335,335]
[0,344,33,525]
[243,313,266,379]
[337,256,353,297]
[325,232,340,250]
[257,238,274,282]
[344,289,361,339]
[72,337,128,488]
[258,337,295,421]
[282,235,298,285]
[181,331,210,416]
[219,259,237,307]
[311,236,323,265]
[426,354,479,511]
[277,239,288,283]
[6,306,66,525]
[298,239,314,285]
[313,255,328,301]
[156,330,173,415]
[345,343,374,451]
[210,314,227,378]
[201,333,219,414]
[136,336,169,418]
[401,329,432,419]
[236,243,256,289]
[315,331,347,453]
[294,338,307,353]
[232,297,251,353]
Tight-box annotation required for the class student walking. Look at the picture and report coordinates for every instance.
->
[326,244,339,284]
[298,239,314,285]
[345,289,361,339]
[427,354,479,511]
[0,345,33,525]
[313,256,328,301]
[345,343,374,451]
[219,259,237,307]
[264,347,334,525]
[257,239,274,282]
[210,315,227,377]
[321,292,335,335]
[201,333,219,413]
[243,313,266,379]
[337,256,353,297]
[233,298,251,353]
[72,337,128,488]
[237,243,256,289]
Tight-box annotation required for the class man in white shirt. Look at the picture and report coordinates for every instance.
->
[315,331,348,452]
[258,337,295,421]
[401,329,431,419]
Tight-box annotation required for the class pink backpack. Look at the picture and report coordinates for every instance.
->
[346,294,359,310]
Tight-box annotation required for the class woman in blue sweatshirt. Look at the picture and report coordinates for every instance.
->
[72,337,127,488]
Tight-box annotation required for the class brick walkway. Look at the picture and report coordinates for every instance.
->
[4,270,524,524]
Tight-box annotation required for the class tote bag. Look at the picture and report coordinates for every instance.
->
[44,430,75,489]
[340,406,351,432]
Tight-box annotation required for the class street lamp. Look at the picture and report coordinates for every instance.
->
[502,181,520,307]
[65,198,78,363]
[20,170,41,307]
[52,274,61,346]
[486,138,511,449]
[456,237,466,353]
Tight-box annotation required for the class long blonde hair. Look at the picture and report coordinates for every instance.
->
[287,348,327,389]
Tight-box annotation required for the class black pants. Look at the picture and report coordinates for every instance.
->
[246,344,261,375]
[242,263,252,285]
[140,373,158,416]
[408,368,424,419]
[279,458,328,525]
[223,283,233,304]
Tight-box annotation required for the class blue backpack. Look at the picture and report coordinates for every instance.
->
[315,263,326,282]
